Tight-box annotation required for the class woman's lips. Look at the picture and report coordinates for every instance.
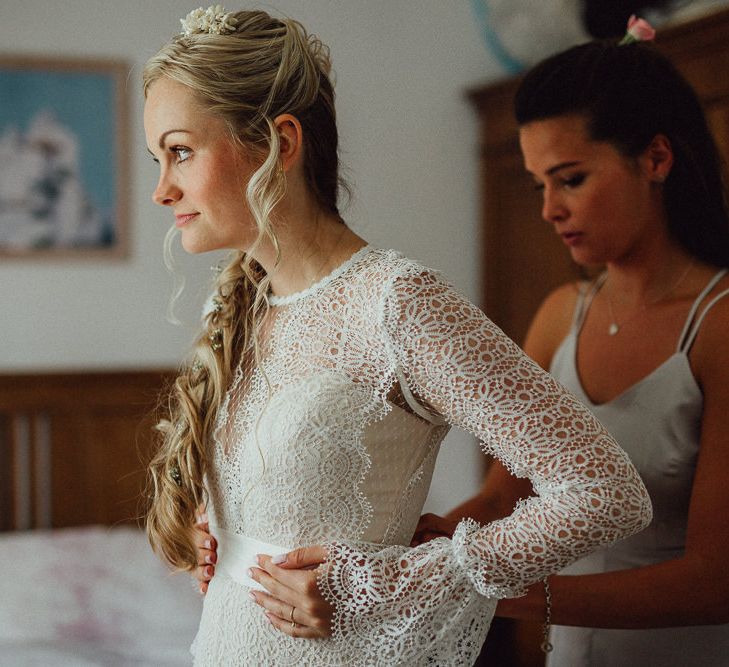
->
[175,213,199,228]
[560,231,583,247]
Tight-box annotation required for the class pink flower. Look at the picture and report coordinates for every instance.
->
[621,15,656,44]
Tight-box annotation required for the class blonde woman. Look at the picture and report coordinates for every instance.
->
[145,6,652,665]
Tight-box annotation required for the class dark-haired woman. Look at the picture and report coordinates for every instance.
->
[416,19,729,667]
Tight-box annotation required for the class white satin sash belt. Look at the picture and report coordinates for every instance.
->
[212,525,289,593]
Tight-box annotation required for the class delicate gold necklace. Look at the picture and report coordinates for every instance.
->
[604,261,693,336]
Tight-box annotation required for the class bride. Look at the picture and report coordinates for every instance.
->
[145,6,652,665]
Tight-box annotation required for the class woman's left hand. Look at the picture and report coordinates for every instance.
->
[248,545,333,638]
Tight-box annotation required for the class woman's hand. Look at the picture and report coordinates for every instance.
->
[411,513,459,546]
[193,510,217,594]
[248,545,333,638]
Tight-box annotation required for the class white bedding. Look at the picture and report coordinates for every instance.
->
[0,525,201,666]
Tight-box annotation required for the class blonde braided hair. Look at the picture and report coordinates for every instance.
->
[144,9,345,570]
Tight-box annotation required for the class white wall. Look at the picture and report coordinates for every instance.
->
[0,0,506,513]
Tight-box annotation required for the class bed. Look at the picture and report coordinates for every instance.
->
[0,370,202,666]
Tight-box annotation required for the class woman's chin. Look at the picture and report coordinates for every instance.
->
[180,234,214,255]
[568,247,606,268]
[181,242,206,255]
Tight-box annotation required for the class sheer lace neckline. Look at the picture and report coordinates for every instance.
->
[267,245,372,306]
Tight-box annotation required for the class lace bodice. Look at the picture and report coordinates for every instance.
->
[191,247,652,666]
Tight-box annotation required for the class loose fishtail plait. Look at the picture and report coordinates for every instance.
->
[144,9,346,571]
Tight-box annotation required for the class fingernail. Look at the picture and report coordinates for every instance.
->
[247,568,254,578]
[196,512,208,524]
[205,566,213,577]
[248,592,256,602]
[204,540,211,549]
[205,554,215,565]
[255,554,263,565]
[271,553,287,565]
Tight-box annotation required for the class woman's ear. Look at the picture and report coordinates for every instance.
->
[640,133,674,183]
[273,114,304,172]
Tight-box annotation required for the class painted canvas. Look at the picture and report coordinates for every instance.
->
[0,57,128,257]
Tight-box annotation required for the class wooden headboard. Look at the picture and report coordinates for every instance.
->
[0,370,175,532]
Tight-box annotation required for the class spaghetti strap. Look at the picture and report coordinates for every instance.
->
[682,286,729,354]
[678,269,729,353]
[574,274,607,334]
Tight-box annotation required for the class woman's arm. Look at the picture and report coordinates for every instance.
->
[412,282,578,543]
[499,292,729,628]
[412,460,534,546]
[378,267,650,588]
[500,467,729,628]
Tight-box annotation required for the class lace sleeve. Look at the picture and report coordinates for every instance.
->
[318,265,652,664]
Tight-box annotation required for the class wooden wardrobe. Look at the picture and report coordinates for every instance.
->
[467,8,729,667]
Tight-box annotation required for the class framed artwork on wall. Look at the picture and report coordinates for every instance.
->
[0,55,129,258]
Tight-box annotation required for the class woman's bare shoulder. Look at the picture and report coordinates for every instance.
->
[523,280,587,370]
[691,272,729,382]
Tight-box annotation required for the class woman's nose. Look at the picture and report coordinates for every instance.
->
[153,172,182,207]
[541,187,568,224]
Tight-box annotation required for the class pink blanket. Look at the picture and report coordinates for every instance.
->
[0,525,201,665]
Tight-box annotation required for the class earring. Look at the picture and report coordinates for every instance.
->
[654,174,666,183]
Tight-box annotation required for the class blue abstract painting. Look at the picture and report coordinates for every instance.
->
[0,59,126,255]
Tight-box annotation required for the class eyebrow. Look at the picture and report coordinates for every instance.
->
[157,129,192,149]
[525,160,583,180]
[545,160,582,176]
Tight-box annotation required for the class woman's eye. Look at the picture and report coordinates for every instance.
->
[172,146,193,163]
[560,173,585,189]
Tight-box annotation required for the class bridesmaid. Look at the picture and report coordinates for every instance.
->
[417,16,729,667]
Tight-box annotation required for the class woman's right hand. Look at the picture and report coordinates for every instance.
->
[194,510,217,594]
[410,513,459,547]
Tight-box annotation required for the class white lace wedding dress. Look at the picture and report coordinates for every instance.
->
[190,246,652,666]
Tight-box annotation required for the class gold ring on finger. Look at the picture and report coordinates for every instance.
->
[290,606,296,622]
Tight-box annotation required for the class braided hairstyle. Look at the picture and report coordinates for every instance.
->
[144,9,345,569]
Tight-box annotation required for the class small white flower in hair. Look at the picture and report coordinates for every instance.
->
[180,5,238,37]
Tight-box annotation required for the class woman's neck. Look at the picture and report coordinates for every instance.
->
[604,240,697,308]
[250,201,367,299]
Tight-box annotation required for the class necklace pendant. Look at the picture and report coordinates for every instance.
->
[608,322,620,336]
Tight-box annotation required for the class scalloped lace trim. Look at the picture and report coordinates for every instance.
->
[267,245,373,306]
